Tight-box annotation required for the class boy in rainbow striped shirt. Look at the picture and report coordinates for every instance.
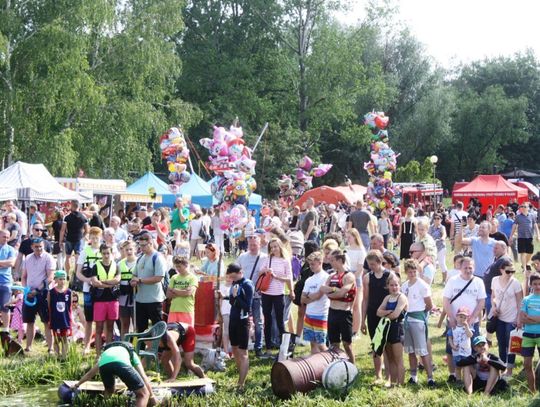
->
[301,251,330,354]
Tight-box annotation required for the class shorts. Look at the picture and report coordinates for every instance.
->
[387,321,403,345]
[120,305,133,319]
[403,318,429,356]
[53,328,72,338]
[0,285,11,313]
[168,311,194,326]
[83,292,93,322]
[303,314,328,344]
[229,318,249,350]
[64,240,82,255]
[521,332,540,356]
[93,301,119,322]
[22,289,49,324]
[179,324,196,353]
[452,355,469,366]
[518,238,534,254]
[99,362,144,392]
[327,308,353,345]
[52,242,62,255]
[472,377,508,395]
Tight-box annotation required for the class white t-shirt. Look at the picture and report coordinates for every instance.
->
[346,247,366,273]
[450,325,472,357]
[190,218,203,240]
[302,271,330,316]
[401,279,431,312]
[491,277,522,323]
[220,284,232,315]
[443,275,487,323]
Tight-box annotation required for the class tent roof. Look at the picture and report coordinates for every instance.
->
[453,175,528,198]
[296,184,366,207]
[126,172,171,196]
[501,169,540,178]
[178,173,212,198]
[0,161,91,202]
[514,181,539,198]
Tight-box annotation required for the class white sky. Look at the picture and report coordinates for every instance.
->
[337,0,540,67]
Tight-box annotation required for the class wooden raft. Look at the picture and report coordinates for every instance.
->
[63,378,215,394]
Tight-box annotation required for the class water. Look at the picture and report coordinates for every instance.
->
[0,385,62,407]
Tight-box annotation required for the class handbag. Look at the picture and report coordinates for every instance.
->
[255,256,273,293]
[487,278,513,334]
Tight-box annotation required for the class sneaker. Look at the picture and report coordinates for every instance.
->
[255,349,264,357]
[427,379,436,388]
[447,374,457,383]
[408,377,418,385]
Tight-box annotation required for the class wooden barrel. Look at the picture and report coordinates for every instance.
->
[271,349,347,399]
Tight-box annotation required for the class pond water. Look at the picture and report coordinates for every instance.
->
[0,385,62,407]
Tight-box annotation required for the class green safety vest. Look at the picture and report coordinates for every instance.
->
[118,259,134,282]
[95,260,117,281]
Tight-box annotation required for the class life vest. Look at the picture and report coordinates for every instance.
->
[95,260,117,281]
[82,246,102,277]
[118,259,134,282]
[329,270,356,302]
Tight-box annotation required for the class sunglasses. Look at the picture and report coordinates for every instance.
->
[505,269,516,274]
[33,228,44,232]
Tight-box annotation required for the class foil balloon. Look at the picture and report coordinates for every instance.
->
[160,126,191,189]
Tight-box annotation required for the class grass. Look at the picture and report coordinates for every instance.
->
[3,248,540,406]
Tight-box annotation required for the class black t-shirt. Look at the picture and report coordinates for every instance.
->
[90,262,119,302]
[52,220,63,242]
[89,213,105,230]
[64,211,88,242]
[18,238,52,256]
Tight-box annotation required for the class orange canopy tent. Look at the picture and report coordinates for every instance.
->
[452,175,528,210]
[295,184,366,207]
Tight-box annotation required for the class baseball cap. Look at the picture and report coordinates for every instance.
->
[54,270,67,279]
[472,335,487,346]
[456,306,470,317]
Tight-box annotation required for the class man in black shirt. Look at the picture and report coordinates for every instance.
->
[59,200,89,274]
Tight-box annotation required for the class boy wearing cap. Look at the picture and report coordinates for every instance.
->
[48,270,72,358]
[447,306,473,381]
[459,335,507,395]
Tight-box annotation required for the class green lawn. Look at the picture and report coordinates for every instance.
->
[2,248,540,406]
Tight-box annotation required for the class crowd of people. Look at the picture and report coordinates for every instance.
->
[1,195,540,398]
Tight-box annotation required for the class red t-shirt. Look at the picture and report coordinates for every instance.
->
[143,223,169,245]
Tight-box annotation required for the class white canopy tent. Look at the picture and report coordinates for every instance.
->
[0,162,91,202]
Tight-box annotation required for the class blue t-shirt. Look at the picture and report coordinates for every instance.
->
[470,237,496,277]
[521,294,540,334]
[501,219,514,239]
[0,244,17,286]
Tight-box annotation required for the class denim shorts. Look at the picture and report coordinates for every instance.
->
[65,240,82,255]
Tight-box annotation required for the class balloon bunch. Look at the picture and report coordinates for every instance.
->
[159,127,191,193]
[200,123,257,234]
[278,155,333,207]
[363,111,398,211]
[200,124,257,206]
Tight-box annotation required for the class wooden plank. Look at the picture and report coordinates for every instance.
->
[63,378,214,393]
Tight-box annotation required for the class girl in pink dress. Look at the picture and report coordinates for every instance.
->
[8,286,25,344]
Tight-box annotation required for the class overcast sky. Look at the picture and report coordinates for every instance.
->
[336,0,540,67]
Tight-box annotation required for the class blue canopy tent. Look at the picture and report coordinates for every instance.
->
[177,172,214,208]
[208,177,263,226]
[125,172,176,206]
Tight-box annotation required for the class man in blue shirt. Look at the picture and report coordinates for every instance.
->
[509,203,540,272]
[226,263,253,392]
[0,229,17,336]
[457,221,496,278]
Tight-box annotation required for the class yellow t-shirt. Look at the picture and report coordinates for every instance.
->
[169,273,199,313]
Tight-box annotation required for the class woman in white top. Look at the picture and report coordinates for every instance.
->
[189,212,204,260]
[491,260,523,377]
[345,228,366,335]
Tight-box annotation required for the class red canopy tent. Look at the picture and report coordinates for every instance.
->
[452,175,528,210]
[295,184,366,207]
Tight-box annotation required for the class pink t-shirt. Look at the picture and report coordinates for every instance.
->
[261,256,292,296]
[23,252,55,289]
